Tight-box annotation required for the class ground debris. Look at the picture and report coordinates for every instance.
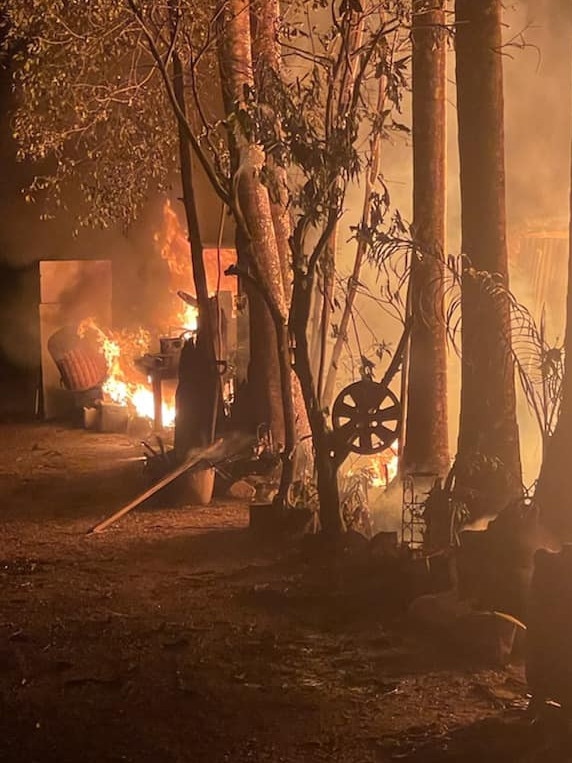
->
[0,423,540,763]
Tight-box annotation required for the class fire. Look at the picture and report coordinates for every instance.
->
[155,198,191,279]
[153,199,201,334]
[178,302,199,333]
[131,385,176,428]
[346,443,399,489]
[76,318,178,425]
[69,200,234,429]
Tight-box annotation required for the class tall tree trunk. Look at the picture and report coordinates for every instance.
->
[534,96,572,542]
[455,0,522,516]
[402,0,449,477]
[246,288,286,446]
[220,0,287,314]
[250,0,311,443]
[217,0,288,448]
[218,0,296,494]
[250,0,292,301]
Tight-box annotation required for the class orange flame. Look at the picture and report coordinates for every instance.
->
[154,197,238,315]
[76,319,179,425]
[178,303,199,333]
[347,443,399,489]
[155,198,192,280]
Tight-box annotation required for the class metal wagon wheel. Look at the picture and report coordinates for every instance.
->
[332,379,401,456]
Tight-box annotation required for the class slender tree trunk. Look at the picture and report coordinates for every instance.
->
[455,0,522,516]
[322,70,386,411]
[317,235,335,403]
[291,282,345,536]
[247,288,286,445]
[534,96,572,541]
[250,0,311,442]
[287,9,366,537]
[402,0,449,477]
[171,47,219,453]
[318,16,363,411]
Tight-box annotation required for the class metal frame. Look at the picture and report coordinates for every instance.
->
[401,471,438,549]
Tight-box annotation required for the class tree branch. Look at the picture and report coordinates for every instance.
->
[127,0,230,205]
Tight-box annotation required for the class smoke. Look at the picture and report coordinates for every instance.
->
[335,0,572,486]
[0,197,170,370]
[1,0,571,478]
[504,0,572,227]
[0,47,232,376]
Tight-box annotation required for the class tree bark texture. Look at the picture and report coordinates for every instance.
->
[247,287,286,446]
[250,0,311,440]
[290,258,344,536]
[455,0,522,516]
[218,0,291,448]
[402,0,449,477]
[250,0,292,302]
[222,0,287,319]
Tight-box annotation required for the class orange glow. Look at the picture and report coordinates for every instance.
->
[77,318,177,426]
[156,198,193,280]
[347,442,399,488]
[178,302,199,333]
[70,201,236,428]
[155,198,237,306]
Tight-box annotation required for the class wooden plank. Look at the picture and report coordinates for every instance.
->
[88,439,224,534]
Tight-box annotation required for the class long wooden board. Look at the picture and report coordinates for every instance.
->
[88,439,224,534]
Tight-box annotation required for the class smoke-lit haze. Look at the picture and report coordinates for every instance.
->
[338,0,572,487]
[1,0,572,483]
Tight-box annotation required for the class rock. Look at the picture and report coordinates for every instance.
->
[409,590,472,628]
[370,531,399,559]
[228,480,256,500]
[344,528,370,555]
[527,545,572,711]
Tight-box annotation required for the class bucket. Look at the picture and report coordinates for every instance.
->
[186,466,215,506]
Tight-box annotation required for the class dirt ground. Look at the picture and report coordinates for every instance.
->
[0,423,565,762]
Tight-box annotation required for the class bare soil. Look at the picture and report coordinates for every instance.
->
[0,423,561,762]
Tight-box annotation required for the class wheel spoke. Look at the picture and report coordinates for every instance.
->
[378,424,397,444]
[358,431,374,452]
[350,381,375,410]
[336,401,357,419]
[337,420,357,445]
[332,380,402,456]
[378,403,400,422]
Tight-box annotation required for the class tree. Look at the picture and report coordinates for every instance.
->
[5,0,411,534]
[216,0,297,498]
[168,0,220,452]
[250,0,292,297]
[210,1,284,449]
[321,11,392,413]
[401,0,449,478]
[454,0,522,516]
[3,0,225,450]
[269,2,408,534]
